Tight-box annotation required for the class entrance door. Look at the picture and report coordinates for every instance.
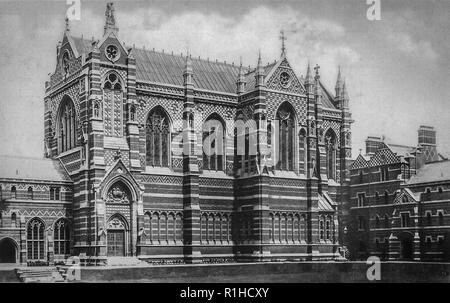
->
[107,230,125,256]
[0,238,17,263]
[401,237,413,260]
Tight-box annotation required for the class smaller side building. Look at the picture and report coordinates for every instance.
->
[0,156,72,265]
[347,126,450,261]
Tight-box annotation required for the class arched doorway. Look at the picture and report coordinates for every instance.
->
[107,215,127,257]
[0,238,17,263]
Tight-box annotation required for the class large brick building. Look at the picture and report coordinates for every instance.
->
[348,126,450,261]
[0,3,353,265]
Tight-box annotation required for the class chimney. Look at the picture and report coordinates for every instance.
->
[418,125,439,163]
[365,136,382,156]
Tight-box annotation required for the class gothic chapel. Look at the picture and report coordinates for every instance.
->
[0,3,353,265]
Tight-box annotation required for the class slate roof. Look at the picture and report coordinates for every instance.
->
[406,160,450,185]
[68,35,337,107]
[0,156,71,182]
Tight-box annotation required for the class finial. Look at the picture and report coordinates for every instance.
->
[104,2,119,36]
[280,30,287,56]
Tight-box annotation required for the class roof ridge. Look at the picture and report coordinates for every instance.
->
[131,45,243,70]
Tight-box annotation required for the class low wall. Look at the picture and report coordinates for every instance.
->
[79,261,450,283]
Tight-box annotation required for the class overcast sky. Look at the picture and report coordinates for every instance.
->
[0,0,449,158]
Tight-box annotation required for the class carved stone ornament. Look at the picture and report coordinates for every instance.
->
[106,183,130,203]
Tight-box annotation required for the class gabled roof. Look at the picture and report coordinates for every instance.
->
[0,156,71,182]
[318,193,334,211]
[369,147,400,166]
[319,81,337,109]
[406,160,450,185]
[350,154,369,170]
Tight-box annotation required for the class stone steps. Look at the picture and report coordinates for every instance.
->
[16,268,66,283]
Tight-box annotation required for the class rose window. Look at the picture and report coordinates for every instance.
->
[280,72,291,88]
[105,44,119,62]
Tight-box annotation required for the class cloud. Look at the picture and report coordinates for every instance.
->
[386,31,438,61]
[72,5,359,87]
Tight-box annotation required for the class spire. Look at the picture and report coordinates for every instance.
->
[304,61,313,85]
[236,57,246,94]
[335,66,342,98]
[65,16,70,33]
[255,50,265,87]
[104,2,119,36]
[342,79,350,108]
[183,51,193,86]
[280,30,287,57]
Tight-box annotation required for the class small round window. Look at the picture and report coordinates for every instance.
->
[280,72,291,88]
[105,44,120,62]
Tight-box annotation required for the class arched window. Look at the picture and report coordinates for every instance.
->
[146,107,170,167]
[375,192,380,203]
[325,216,331,240]
[0,212,2,228]
[27,218,45,260]
[11,213,17,228]
[426,212,432,226]
[375,215,380,228]
[384,191,389,204]
[203,114,226,171]
[200,214,208,244]
[175,213,183,243]
[300,214,307,242]
[325,129,337,180]
[27,187,33,200]
[54,219,70,255]
[62,50,70,74]
[274,214,281,242]
[11,186,16,199]
[358,217,366,231]
[103,72,123,137]
[402,195,409,203]
[269,213,275,243]
[359,171,364,183]
[299,129,307,175]
[276,102,295,171]
[57,97,78,153]
[319,215,325,240]
[384,214,390,228]
[438,211,444,225]
[150,213,159,244]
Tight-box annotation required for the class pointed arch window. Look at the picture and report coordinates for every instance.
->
[146,107,170,167]
[58,97,78,153]
[11,213,17,228]
[27,218,45,260]
[54,219,71,255]
[11,186,16,199]
[276,102,295,171]
[325,129,337,180]
[103,72,123,136]
[203,114,226,171]
[27,187,33,200]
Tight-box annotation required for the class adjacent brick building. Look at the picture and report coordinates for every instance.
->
[347,126,450,261]
[0,3,353,265]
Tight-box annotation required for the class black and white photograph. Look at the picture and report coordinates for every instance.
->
[0,0,449,289]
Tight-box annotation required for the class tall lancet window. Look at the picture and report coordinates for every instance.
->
[276,102,295,171]
[299,128,307,175]
[146,106,170,167]
[58,97,78,153]
[203,114,226,171]
[325,129,337,180]
[103,72,123,137]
